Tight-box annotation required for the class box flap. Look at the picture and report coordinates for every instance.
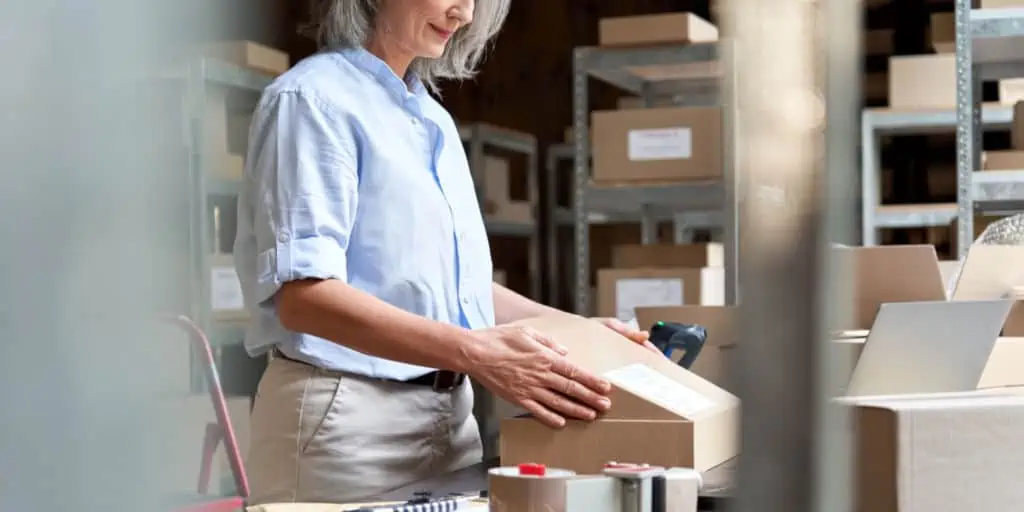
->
[832,245,946,330]
[513,314,738,420]
[952,245,1024,300]
[844,300,1012,397]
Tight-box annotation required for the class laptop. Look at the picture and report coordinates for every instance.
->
[845,299,1014,397]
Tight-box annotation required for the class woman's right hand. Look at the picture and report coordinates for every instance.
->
[464,325,613,428]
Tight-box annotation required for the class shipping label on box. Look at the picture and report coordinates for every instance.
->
[613,277,684,321]
[627,127,692,161]
[598,267,725,321]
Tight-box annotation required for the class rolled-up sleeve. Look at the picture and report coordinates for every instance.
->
[247,90,358,304]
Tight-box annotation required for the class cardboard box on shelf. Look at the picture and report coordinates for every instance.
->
[930,12,954,53]
[499,314,739,473]
[591,107,722,185]
[1013,101,1024,149]
[207,153,245,181]
[598,12,718,47]
[889,54,955,110]
[482,156,510,204]
[864,29,894,56]
[999,78,1024,105]
[979,0,1024,6]
[983,150,1024,170]
[204,41,290,76]
[611,243,724,269]
[596,267,725,321]
[486,200,533,225]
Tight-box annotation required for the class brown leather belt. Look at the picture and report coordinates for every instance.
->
[273,349,466,392]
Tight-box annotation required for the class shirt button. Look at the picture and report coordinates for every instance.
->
[278,232,290,243]
[461,297,470,305]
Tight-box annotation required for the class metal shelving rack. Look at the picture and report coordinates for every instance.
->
[953,3,1024,257]
[183,57,272,344]
[861,5,1024,250]
[859,105,1017,244]
[570,43,738,314]
[182,58,273,391]
[459,123,542,300]
[545,142,722,308]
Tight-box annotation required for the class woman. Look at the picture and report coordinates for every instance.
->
[234,0,653,504]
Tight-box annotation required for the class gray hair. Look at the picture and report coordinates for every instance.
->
[305,0,510,92]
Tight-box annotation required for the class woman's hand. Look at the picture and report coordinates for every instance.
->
[593,317,664,356]
[465,325,612,429]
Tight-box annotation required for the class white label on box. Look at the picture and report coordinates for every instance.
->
[604,363,715,418]
[627,127,692,161]
[614,278,684,322]
[211,266,244,311]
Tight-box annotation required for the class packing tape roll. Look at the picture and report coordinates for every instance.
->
[488,466,576,512]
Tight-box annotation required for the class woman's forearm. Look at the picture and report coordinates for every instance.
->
[276,279,478,373]
[492,282,562,324]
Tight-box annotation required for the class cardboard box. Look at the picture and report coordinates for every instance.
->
[483,156,510,203]
[930,12,954,53]
[833,336,1024,390]
[850,392,1024,511]
[999,78,1024,105]
[980,0,1024,6]
[596,267,725,321]
[865,29,894,56]
[833,245,948,330]
[591,107,722,184]
[499,314,739,473]
[611,243,723,269]
[486,200,533,224]
[1014,101,1024,149]
[889,54,955,110]
[205,41,290,76]
[983,150,1024,169]
[598,13,718,47]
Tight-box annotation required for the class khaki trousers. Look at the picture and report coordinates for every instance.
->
[246,356,483,505]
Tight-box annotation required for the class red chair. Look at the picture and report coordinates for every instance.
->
[170,315,250,512]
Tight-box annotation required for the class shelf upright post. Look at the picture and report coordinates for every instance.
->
[860,111,880,245]
[525,138,542,301]
[572,48,592,315]
[545,149,561,307]
[720,39,739,305]
[955,0,981,257]
[185,58,214,391]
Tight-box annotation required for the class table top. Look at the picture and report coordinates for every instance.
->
[372,458,736,507]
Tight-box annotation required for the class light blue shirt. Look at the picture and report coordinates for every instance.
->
[233,48,497,380]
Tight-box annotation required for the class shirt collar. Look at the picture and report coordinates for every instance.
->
[338,47,427,103]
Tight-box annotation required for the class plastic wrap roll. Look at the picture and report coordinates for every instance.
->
[488,465,576,512]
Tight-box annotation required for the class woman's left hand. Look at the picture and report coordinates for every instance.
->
[593,317,664,356]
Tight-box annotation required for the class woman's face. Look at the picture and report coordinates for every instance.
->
[376,0,474,59]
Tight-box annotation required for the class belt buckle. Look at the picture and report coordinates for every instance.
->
[432,371,464,392]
